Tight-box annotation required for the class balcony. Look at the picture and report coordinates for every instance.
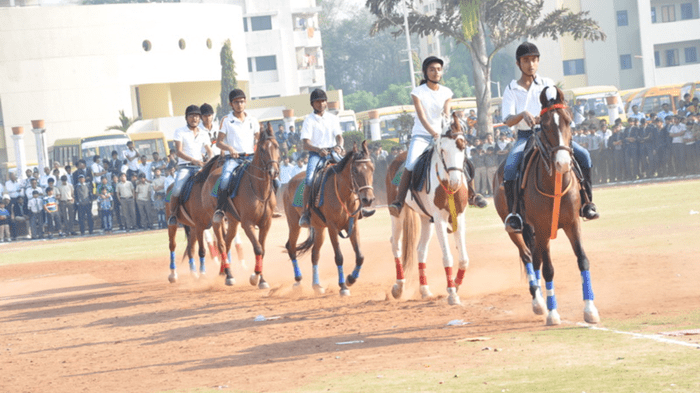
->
[297,67,324,87]
[293,29,322,48]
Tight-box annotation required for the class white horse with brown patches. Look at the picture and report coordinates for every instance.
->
[385,112,471,305]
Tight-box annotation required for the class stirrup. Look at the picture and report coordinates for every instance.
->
[504,213,523,233]
[167,215,178,227]
[212,209,225,223]
[580,203,600,221]
[298,211,311,228]
[388,202,402,217]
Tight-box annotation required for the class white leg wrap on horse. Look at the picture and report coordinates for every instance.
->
[583,299,600,324]
[420,285,433,299]
[546,309,561,326]
[532,288,546,315]
[391,279,405,299]
[446,287,461,306]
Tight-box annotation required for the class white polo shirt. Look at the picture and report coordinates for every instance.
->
[219,112,259,156]
[501,75,554,131]
[200,123,221,156]
[173,126,209,165]
[410,83,453,137]
[300,111,342,149]
[123,149,139,171]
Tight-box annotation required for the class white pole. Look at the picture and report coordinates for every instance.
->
[403,1,416,90]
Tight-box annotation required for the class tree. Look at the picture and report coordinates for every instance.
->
[105,110,140,132]
[345,90,379,112]
[443,74,474,98]
[376,83,412,107]
[217,39,237,119]
[365,0,606,135]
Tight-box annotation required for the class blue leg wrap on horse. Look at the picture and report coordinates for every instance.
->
[312,265,320,286]
[292,259,302,279]
[581,270,595,301]
[189,258,196,271]
[525,263,537,288]
[200,257,206,271]
[228,251,232,262]
[337,266,345,285]
[545,281,558,310]
[170,252,176,270]
[535,270,542,281]
[352,266,361,280]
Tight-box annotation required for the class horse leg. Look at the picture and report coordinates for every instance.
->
[197,228,206,276]
[389,212,405,299]
[256,221,271,289]
[515,226,545,315]
[203,229,219,272]
[285,218,303,287]
[535,237,560,326]
[242,224,268,289]
[186,227,199,279]
[453,212,469,294]
[564,224,600,324]
[214,221,235,286]
[311,228,326,295]
[434,219,460,305]
[327,228,349,296]
[346,224,364,288]
[417,216,434,299]
[168,223,178,283]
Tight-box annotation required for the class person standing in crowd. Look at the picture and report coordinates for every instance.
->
[628,105,646,121]
[116,173,136,232]
[56,175,76,235]
[123,141,140,180]
[25,178,43,201]
[166,150,178,171]
[495,132,512,166]
[168,105,212,226]
[42,187,60,238]
[39,167,52,189]
[137,155,152,181]
[609,123,625,182]
[669,116,687,175]
[91,155,106,184]
[5,172,21,207]
[11,195,29,240]
[96,177,113,230]
[472,147,487,196]
[28,190,44,239]
[110,174,124,231]
[213,90,258,223]
[74,174,94,235]
[199,103,220,159]
[652,117,669,177]
[639,117,656,178]
[0,197,11,242]
[623,118,640,180]
[163,167,175,194]
[109,150,122,178]
[596,120,612,183]
[151,152,167,174]
[98,187,113,234]
[573,99,586,125]
[683,116,697,173]
[586,126,602,184]
[657,103,673,122]
[135,173,154,229]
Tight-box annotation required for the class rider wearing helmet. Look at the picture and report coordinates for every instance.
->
[199,103,220,159]
[168,104,213,226]
[297,88,344,228]
[501,42,598,233]
[213,89,260,223]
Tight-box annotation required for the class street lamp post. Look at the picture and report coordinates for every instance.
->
[490,81,501,98]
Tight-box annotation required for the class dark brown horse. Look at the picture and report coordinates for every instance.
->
[200,122,280,289]
[493,86,600,325]
[282,141,375,296]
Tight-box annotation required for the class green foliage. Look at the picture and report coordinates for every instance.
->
[376,83,411,107]
[218,39,237,119]
[345,91,379,112]
[105,110,140,133]
[377,139,399,151]
[443,75,474,99]
[342,131,365,152]
[396,110,414,141]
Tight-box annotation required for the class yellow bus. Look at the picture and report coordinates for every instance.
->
[563,86,627,124]
[356,105,415,141]
[50,132,131,166]
[680,81,700,105]
[626,83,683,115]
[128,131,168,158]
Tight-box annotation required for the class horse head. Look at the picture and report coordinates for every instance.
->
[355,140,375,207]
[437,111,467,190]
[539,86,573,174]
[257,122,280,179]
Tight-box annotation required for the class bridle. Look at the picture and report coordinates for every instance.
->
[245,136,280,203]
[536,103,573,176]
[333,156,374,216]
[438,131,466,177]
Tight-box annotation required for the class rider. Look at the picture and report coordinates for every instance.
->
[213,89,260,223]
[168,105,213,226]
[199,103,221,159]
[297,88,344,228]
[501,42,599,233]
[388,56,486,216]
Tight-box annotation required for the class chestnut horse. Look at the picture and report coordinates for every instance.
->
[200,122,280,289]
[282,141,375,296]
[493,86,600,325]
[386,112,470,305]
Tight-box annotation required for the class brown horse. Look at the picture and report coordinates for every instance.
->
[200,122,280,289]
[282,141,375,296]
[493,86,600,325]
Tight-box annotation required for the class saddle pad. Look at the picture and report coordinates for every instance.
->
[210,159,250,198]
[180,167,201,203]
[392,166,405,186]
[292,182,306,208]
[411,148,433,192]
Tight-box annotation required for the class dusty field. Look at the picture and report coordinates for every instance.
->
[1,180,699,393]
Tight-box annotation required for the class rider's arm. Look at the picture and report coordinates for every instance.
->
[303,138,326,155]
[174,140,203,166]
[215,128,238,157]
[412,95,438,138]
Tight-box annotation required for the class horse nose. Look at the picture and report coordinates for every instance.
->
[555,160,570,174]
[554,151,571,174]
[362,196,374,207]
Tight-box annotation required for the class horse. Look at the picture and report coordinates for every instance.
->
[386,112,470,306]
[493,85,600,326]
[200,122,280,289]
[282,140,375,296]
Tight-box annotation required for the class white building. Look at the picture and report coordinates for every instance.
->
[531,0,700,90]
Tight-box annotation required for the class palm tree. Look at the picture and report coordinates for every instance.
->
[105,110,140,132]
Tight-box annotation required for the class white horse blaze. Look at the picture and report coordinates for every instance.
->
[553,113,570,173]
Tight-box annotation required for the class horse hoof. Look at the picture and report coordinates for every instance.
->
[190,271,199,280]
[249,273,260,286]
[168,273,178,283]
[546,310,561,326]
[419,285,433,299]
[225,277,235,286]
[447,288,461,305]
[346,275,356,286]
[584,300,600,324]
[339,288,351,297]
[258,280,270,290]
[313,285,325,295]
[391,284,404,299]
[532,294,546,315]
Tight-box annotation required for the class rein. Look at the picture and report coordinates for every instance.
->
[331,157,373,238]
[435,132,466,233]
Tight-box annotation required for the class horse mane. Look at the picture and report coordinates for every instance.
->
[332,146,356,173]
[193,156,220,183]
[539,86,572,124]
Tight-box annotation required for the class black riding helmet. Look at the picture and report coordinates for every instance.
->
[185,105,201,117]
[310,88,328,104]
[516,42,540,61]
[422,56,444,77]
[228,89,246,102]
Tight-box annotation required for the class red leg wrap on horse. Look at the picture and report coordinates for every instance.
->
[208,243,219,259]
[418,263,428,286]
[255,255,263,274]
[395,257,404,280]
[445,267,455,288]
[455,268,466,285]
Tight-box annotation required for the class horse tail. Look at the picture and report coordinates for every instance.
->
[295,228,315,257]
[401,209,419,275]
[181,225,193,262]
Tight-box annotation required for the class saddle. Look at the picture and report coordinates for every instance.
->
[210,155,252,199]
[391,148,432,192]
[517,132,584,192]
[292,157,336,209]
[165,166,199,203]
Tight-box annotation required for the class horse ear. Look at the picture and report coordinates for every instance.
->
[361,139,369,154]
[266,121,273,137]
[352,141,358,153]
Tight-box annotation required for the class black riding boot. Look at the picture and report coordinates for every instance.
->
[579,166,600,220]
[504,180,523,233]
[298,186,312,228]
[212,192,227,223]
[388,169,412,217]
[168,197,180,227]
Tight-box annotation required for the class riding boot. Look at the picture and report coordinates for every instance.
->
[579,166,600,220]
[168,197,180,227]
[467,178,488,208]
[503,180,524,233]
[388,169,412,217]
[212,192,227,223]
[298,187,312,228]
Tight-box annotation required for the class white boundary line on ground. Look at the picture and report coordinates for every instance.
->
[576,322,700,349]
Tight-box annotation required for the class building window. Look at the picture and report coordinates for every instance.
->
[651,7,657,23]
[681,3,693,20]
[666,49,679,66]
[655,51,660,66]
[617,10,628,26]
[255,55,277,71]
[685,47,698,63]
[661,5,676,22]
[563,59,585,75]
[251,16,272,31]
[247,58,253,72]
[620,54,632,70]
[243,18,248,32]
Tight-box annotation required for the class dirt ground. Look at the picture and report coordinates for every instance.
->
[2,184,700,393]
